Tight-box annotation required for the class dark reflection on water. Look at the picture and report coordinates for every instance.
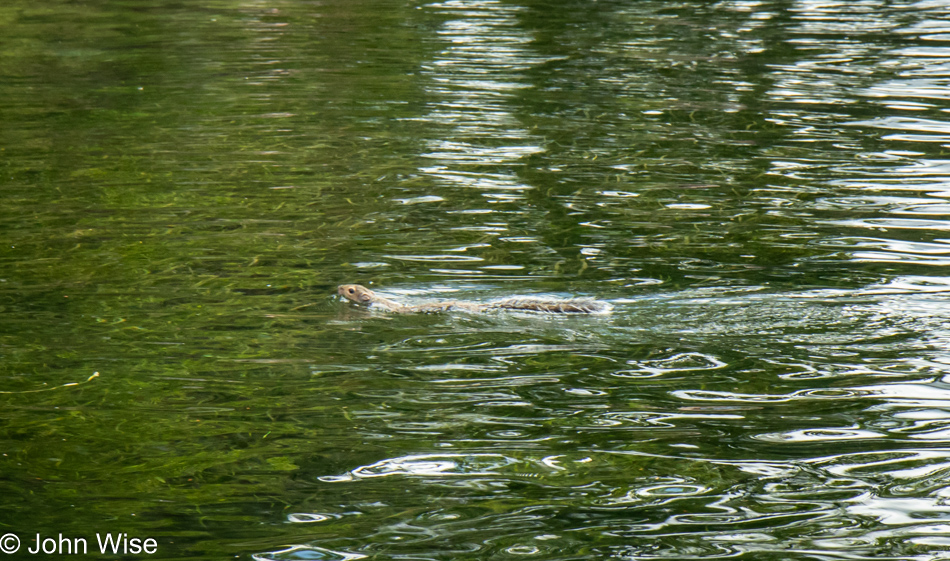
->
[5,0,950,559]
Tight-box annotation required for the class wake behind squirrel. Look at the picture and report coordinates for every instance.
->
[338,284,610,314]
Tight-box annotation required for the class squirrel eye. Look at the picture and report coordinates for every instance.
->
[348,288,355,294]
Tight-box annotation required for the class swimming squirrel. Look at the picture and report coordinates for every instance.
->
[338,284,610,314]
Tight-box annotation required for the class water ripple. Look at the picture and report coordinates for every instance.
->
[318,453,524,482]
[252,545,366,561]
[614,352,727,378]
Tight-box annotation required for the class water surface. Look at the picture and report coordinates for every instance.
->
[4,0,950,559]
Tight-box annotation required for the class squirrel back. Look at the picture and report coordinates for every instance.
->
[490,298,610,314]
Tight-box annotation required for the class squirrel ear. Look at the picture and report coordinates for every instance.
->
[359,291,373,302]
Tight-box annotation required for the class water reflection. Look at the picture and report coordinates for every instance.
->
[10,0,950,559]
[413,0,548,239]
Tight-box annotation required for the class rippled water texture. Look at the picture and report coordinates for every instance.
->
[5,0,950,559]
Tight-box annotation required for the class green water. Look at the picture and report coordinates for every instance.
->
[4,0,950,559]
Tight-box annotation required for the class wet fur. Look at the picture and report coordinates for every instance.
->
[338,284,609,314]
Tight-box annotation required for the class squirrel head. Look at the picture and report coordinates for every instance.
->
[338,284,375,304]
